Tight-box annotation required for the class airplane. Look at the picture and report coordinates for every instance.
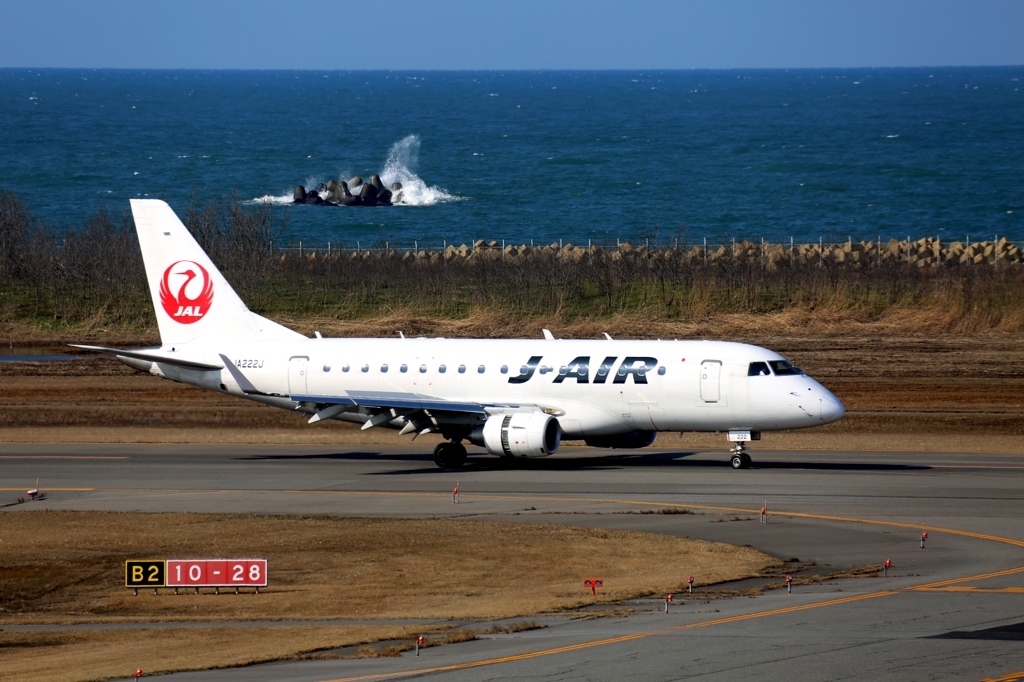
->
[74,199,845,469]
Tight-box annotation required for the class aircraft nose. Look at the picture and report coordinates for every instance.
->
[819,392,846,423]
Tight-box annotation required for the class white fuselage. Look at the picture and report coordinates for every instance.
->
[144,336,844,439]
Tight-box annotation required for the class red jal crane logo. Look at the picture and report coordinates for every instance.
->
[159,260,214,324]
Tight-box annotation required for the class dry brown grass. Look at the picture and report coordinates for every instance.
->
[0,511,773,680]
[3,292,1024,347]
[0,625,422,682]
[2,512,773,624]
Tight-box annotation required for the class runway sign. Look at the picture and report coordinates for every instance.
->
[166,559,268,587]
[125,560,165,587]
[125,559,267,588]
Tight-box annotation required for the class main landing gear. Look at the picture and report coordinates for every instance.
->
[729,442,752,470]
[433,441,467,469]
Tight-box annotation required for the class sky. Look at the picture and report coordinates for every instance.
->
[1,0,1023,70]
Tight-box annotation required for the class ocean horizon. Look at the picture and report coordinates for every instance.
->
[1,67,1021,247]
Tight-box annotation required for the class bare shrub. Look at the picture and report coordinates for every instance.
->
[1,189,1022,336]
[0,190,31,283]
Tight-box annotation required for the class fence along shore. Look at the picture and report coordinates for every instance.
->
[280,236,1022,268]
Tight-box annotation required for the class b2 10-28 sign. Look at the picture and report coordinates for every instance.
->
[125,559,268,588]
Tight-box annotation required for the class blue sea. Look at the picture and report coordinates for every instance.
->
[1,68,1022,247]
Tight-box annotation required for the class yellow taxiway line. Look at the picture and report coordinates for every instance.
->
[0,456,128,459]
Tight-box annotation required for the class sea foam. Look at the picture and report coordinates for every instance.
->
[379,135,458,206]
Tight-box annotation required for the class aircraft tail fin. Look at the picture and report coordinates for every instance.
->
[130,199,303,346]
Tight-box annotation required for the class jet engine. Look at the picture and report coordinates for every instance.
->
[470,412,562,458]
[583,430,657,449]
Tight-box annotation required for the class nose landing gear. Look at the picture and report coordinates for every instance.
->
[727,430,757,469]
[729,442,752,469]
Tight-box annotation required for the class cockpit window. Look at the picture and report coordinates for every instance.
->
[748,361,771,376]
[769,360,803,376]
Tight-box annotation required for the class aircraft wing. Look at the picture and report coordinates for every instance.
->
[221,353,535,417]
[290,391,489,414]
[291,390,553,430]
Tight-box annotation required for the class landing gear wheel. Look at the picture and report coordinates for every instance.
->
[730,453,751,469]
[433,441,467,469]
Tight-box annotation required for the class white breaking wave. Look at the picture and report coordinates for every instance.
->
[251,135,458,206]
[253,193,293,205]
[378,135,458,206]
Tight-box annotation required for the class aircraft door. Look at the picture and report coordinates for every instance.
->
[288,356,309,395]
[700,360,722,403]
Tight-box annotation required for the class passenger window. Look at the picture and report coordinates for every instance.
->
[657,366,666,376]
[439,364,447,373]
[323,365,331,373]
[361,364,369,373]
[419,364,428,373]
[381,364,388,373]
[458,364,466,373]
[477,365,485,373]
[342,364,350,373]
[769,360,802,376]
[748,362,771,377]
[500,365,508,374]
[400,364,408,373]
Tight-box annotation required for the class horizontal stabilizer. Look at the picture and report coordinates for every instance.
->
[70,345,223,371]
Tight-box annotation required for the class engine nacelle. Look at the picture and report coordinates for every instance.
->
[583,430,657,449]
[470,412,561,458]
